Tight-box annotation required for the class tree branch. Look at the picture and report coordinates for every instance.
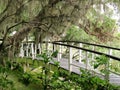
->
[0,0,12,16]
[0,21,28,51]
[0,0,32,24]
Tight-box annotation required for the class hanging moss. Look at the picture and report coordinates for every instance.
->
[0,0,120,54]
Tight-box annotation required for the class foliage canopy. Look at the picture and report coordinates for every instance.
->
[0,0,120,54]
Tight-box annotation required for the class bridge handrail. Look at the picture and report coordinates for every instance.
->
[21,41,120,61]
[22,40,120,51]
[52,42,120,61]
[54,41,120,51]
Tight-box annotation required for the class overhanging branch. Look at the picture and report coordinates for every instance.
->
[0,21,28,51]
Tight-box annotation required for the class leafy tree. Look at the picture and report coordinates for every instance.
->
[63,25,92,42]
[0,0,120,60]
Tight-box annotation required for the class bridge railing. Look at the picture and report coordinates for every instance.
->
[19,41,120,82]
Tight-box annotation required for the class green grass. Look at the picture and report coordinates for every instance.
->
[4,57,68,90]
[7,69,41,90]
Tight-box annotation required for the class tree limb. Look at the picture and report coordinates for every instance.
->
[0,21,28,51]
[0,0,12,16]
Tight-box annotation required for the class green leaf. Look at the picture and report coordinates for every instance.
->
[94,64,99,69]
[51,50,58,57]
[54,61,60,67]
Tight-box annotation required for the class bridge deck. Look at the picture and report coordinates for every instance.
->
[48,58,120,85]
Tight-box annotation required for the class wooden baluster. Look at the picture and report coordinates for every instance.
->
[31,43,34,59]
[26,43,29,57]
[79,43,82,63]
[69,47,72,72]
[91,45,96,70]
[108,49,112,60]
[85,51,88,69]
[19,43,24,57]
[38,43,41,54]
[57,45,60,61]
[105,49,112,82]
[59,43,62,59]
[57,42,62,61]
[34,44,37,58]
[92,46,95,60]
[22,43,24,57]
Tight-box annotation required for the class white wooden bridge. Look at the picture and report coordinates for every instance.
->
[19,41,120,85]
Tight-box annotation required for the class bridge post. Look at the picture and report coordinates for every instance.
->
[59,43,62,59]
[19,43,24,57]
[34,44,37,58]
[108,49,112,60]
[57,42,62,61]
[57,45,60,61]
[92,46,95,60]
[31,43,35,59]
[79,43,83,63]
[85,51,89,69]
[26,43,29,57]
[69,47,72,72]
[105,49,112,82]
[38,43,41,54]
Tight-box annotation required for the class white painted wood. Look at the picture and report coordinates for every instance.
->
[26,43,29,57]
[92,46,95,60]
[34,44,37,58]
[57,42,62,61]
[79,43,82,63]
[59,43,62,59]
[69,47,73,72]
[38,43,41,54]
[108,49,112,58]
[57,53,60,61]
[106,49,112,82]
[19,43,24,57]
[31,43,35,59]
[91,45,96,70]
[85,51,88,69]
[57,45,60,61]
